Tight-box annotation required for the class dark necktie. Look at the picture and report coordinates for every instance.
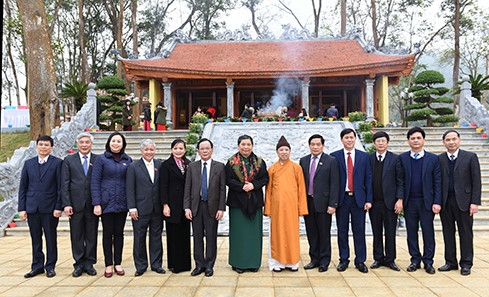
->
[201,162,208,201]
[450,155,455,161]
[308,156,317,195]
[347,152,354,191]
[414,153,419,160]
[83,155,89,176]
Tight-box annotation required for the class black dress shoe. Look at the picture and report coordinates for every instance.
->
[438,264,458,272]
[370,261,381,269]
[232,267,244,274]
[460,267,471,275]
[191,267,205,276]
[385,262,400,271]
[46,269,56,278]
[24,269,44,278]
[424,264,435,274]
[318,264,328,272]
[248,268,259,272]
[72,267,83,277]
[84,266,97,276]
[152,267,166,274]
[204,268,213,277]
[134,270,145,276]
[304,262,319,270]
[406,263,420,272]
[336,262,348,272]
[355,262,368,273]
[285,267,298,272]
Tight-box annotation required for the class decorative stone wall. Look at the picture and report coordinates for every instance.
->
[0,84,97,232]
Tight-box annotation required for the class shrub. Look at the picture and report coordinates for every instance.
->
[362,131,374,143]
[189,123,203,134]
[358,122,372,132]
[186,133,199,145]
[186,145,196,157]
[192,114,208,124]
[348,111,366,122]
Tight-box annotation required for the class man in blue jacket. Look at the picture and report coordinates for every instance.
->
[18,135,63,278]
[399,127,442,274]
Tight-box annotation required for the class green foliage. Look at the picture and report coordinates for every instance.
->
[96,76,129,130]
[186,133,200,145]
[406,70,456,127]
[348,111,366,122]
[59,80,89,111]
[186,145,196,157]
[414,70,445,85]
[192,114,209,124]
[358,122,372,132]
[362,131,374,143]
[433,115,459,123]
[404,103,426,110]
[434,107,455,115]
[455,74,489,101]
[97,76,126,89]
[432,96,454,104]
[189,123,203,134]
[365,144,377,154]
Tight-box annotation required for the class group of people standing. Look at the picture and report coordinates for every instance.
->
[18,125,480,280]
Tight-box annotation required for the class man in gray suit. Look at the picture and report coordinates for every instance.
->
[61,132,99,277]
[184,138,226,277]
[438,130,481,276]
[368,131,404,271]
[300,134,340,273]
[126,139,165,276]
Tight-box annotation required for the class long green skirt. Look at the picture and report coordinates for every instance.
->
[228,208,263,269]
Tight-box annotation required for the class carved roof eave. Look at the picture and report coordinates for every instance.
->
[124,56,414,81]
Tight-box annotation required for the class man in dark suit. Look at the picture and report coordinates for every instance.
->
[126,139,165,276]
[331,128,372,273]
[18,135,63,278]
[61,132,99,277]
[399,126,442,274]
[369,131,404,271]
[438,130,481,276]
[300,134,340,272]
[184,138,226,277]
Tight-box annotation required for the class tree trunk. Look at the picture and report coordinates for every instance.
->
[452,0,461,115]
[78,0,90,83]
[370,0,379,49]
[17,0,60,139]
[340,0,346,35]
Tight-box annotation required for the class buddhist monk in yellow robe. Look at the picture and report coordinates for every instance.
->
[264,135,308,272]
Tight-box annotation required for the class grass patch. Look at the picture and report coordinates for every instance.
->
[0,132,31,162]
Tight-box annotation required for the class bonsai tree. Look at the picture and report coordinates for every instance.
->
[96,76,129,130]
[405,70,458,126]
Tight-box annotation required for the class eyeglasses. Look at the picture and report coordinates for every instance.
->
[198,147,212,151]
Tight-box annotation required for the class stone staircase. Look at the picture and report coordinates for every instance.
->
[375,127,489,234]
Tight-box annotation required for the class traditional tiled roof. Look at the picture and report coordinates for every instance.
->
[122,39,415,80]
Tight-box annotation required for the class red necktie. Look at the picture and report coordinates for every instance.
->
[347,152,354,191]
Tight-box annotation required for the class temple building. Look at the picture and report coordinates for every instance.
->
[121,28,416,129]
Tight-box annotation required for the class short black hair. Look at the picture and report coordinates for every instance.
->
[238,135,253,145]
[308,134,324,145]
[340,128,356,139]
[407,126,425,139]
[373,131,390,142]
[197,138,213,149]
[36,135,54,146]
[442,129,460,140]
[171,138,186,150]
[105,131,127,153]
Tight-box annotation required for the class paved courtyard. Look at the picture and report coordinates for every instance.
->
[0,234,488,297]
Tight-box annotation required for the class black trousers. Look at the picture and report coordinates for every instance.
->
[27,212,59,271]
[69,207,99,269]
[368,201,398,263]
[191,200,218,269]
[101,212,127,267]
[132,210,163,271]
[304,196,332,266]
[440,197,474,268]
